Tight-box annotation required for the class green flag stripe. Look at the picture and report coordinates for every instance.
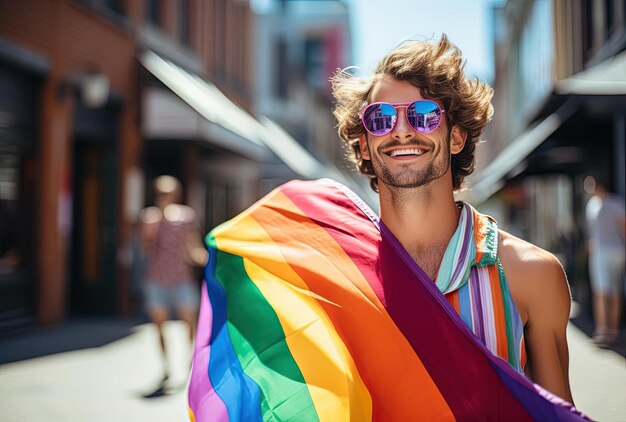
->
[214,248,319,422]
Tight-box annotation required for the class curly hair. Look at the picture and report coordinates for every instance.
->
[331,34,494,192]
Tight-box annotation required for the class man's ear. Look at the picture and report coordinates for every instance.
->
[358,134,371,160]
[450,125,467,155]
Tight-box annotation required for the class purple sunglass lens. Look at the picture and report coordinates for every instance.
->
[363,103,397,135]
[407,101,442,133]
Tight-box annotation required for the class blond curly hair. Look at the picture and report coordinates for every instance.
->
[331,34,494,192]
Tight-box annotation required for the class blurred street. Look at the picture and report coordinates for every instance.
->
[0,313,624,422]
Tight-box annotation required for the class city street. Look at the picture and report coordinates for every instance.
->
[1,315,625,421]
[1,1,624,421]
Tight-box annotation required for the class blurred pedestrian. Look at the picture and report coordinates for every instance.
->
[139,175,208,386]
[584,176,626,346]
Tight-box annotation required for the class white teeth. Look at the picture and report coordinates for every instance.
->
[389,148,424,157]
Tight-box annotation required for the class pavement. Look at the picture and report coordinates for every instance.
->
[1,314,625,422]
[0,318,190,422]
[568,324,626,421]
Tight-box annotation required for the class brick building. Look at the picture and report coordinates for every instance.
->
[0,0,322,328]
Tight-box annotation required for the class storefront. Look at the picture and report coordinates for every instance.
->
[0,40,48,330]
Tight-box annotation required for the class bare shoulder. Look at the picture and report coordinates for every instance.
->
[498,230,563,275]
[497,230,571,326]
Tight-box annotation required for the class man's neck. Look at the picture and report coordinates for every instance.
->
[378,176,461,274]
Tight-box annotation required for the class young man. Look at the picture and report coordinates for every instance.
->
[332,34,573,402]
[189,36,585,421]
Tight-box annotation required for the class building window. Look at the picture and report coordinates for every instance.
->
[74,0,128,25]
[606,0,615,37]
[214,0,226,78]
[179,0,190,45]
[0,154,22,274]
[275,37,288,99]
[234,2,247,92]
[304,38,324,91]
[583,0,594,59]
[102,0,124,15]
[0,152,36,298]
[146,0,161,26]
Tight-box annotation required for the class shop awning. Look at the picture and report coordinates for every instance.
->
[142,85,269,159]
[459,100,578,205]
[555,50,626,96]
[140,50,269,159]
[139,50,377,204]
[140,51,329,177]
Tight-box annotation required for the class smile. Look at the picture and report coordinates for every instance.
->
[386,148,427,157]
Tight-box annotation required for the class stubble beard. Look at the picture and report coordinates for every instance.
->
[369,133,451,190]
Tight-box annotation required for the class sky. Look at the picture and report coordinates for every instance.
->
[250,0,505,82]
[346,0,504,82]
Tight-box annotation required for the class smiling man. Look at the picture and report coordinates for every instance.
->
[188,35,587,421]
[331,35,574,403]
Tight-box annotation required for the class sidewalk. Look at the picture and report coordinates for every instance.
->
[0,319,190,422]
[568,323,626,421]
[1,318,625,421]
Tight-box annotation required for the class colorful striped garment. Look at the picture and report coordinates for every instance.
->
[439,203,527,373]
[188,179,588,421]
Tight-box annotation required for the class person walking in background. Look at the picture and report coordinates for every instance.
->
[139,175,208,387]
[585,176,626,346]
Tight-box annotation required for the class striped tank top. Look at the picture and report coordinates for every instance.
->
[437,203,527,372]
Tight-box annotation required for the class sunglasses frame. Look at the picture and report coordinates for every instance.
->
[361,100,446,137]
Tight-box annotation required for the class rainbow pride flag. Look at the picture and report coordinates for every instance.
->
[188,179,589,421]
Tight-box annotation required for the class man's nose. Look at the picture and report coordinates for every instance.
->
[391,108,414,140]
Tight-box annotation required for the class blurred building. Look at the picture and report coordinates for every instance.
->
[0,0,141,328]
[252,0,373,195]
[0,0,354,328]
[462,0,625,301]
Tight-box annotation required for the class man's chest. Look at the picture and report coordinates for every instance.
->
[408,243,448,280]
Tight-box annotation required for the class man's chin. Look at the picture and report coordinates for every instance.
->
[378,165,454,189]
[379,175,435,189]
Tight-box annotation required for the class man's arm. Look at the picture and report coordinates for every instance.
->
[523,255,573,403]
[500,232,574,403]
